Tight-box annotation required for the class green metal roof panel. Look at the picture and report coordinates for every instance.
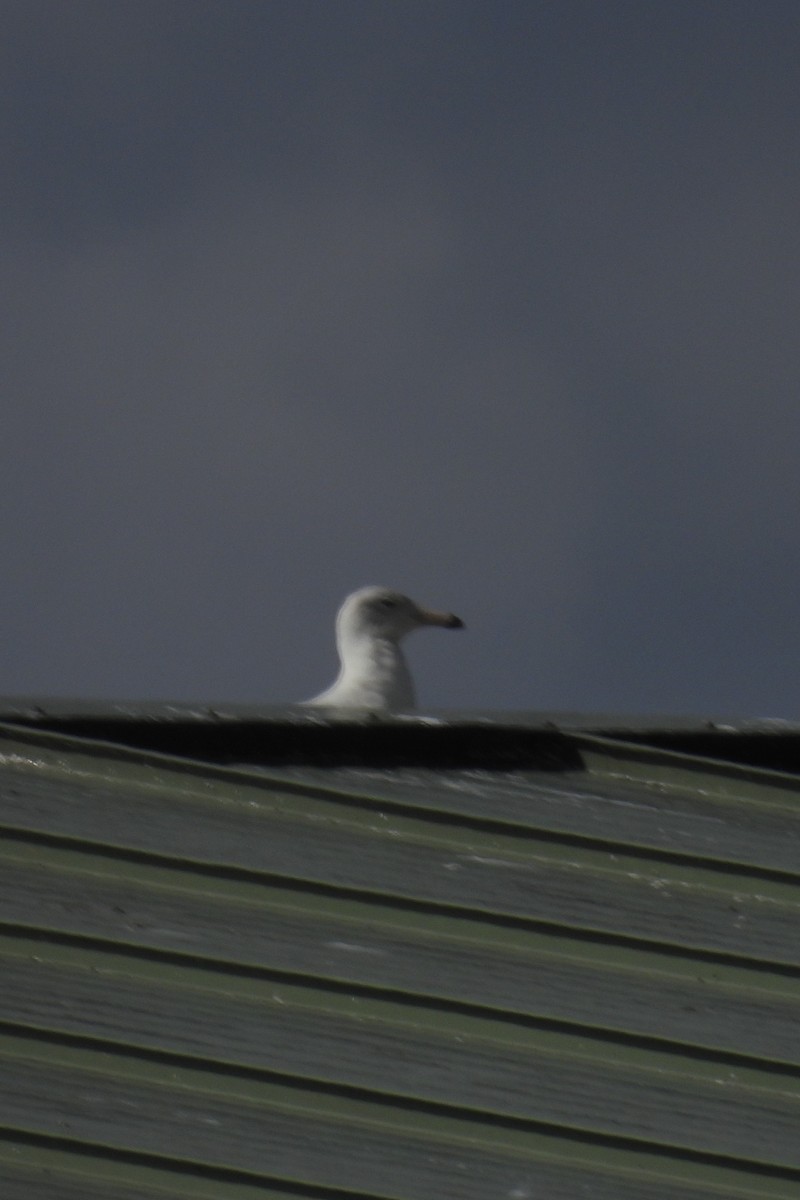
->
[258,759,800,874]
[1,715,800,1197]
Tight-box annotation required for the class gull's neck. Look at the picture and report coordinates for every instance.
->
[336,624,416,711]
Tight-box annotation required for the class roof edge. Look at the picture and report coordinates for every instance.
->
[0,696,796,736]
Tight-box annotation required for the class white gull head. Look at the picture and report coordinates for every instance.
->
[302,586,464,712]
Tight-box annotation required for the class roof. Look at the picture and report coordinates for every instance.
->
[1,701,800,1199]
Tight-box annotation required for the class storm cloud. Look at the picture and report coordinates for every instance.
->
[3,1,800,715]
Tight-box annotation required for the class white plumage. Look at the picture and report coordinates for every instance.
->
[303,586,463,712]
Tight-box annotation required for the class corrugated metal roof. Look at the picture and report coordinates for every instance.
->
[1,706,799,1198]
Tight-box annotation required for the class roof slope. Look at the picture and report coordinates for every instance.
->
[0,708,799,1199]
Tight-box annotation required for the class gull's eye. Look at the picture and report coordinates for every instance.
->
[378,598,397,608]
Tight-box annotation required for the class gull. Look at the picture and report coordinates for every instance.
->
[303,586,463,712]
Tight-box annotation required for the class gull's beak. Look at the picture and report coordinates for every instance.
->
[416,606,464,630]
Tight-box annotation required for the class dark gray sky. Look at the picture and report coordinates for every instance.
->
[4,0,800,716]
